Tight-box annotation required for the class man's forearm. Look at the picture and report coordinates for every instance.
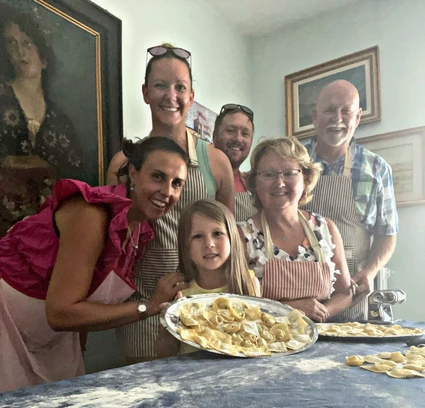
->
[361,234,397,279]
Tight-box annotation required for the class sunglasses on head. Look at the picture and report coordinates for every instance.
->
[220,104,254,120]
[146,45,192,66]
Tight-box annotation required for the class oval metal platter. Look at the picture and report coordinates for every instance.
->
[160,293,318,358]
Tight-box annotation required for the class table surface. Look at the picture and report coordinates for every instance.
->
[1,322,425,408]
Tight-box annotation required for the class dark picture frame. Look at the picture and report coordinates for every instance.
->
[0,0,123,184]
[285,46,381,139]
[0,0,122,235]
[39,0,123,183]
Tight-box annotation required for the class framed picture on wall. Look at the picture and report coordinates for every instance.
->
[358,126,425,208]
[186,101,218,144]
[0,0,122,236]
[285,46,381,139]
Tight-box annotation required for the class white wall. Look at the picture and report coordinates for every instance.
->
[92,0,251,139]
[249,0,425,320]
[84,0,251,373]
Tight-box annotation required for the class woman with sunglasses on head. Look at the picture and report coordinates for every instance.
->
[106,43,235,363]
[213,103,257,222]
[238,137,353,323]
[0,137,190,392]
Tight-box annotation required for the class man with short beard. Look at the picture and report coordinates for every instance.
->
[303,80,398,322]
[213,104,257,221]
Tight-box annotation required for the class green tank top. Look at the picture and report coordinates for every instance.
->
[194,137,216,199]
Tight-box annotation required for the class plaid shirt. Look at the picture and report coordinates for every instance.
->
[305,138,399,236]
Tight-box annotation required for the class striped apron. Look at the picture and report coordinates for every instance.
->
[303,148,371,321]
[235,191,257,222]
[260,210,333,302]
[116,131,211,358]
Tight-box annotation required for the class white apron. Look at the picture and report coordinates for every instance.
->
[0,270,134,393]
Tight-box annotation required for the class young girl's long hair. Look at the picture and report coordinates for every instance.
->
[178,199,255,296]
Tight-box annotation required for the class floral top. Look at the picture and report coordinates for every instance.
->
[238,213,339,289]
[0,81,84,236]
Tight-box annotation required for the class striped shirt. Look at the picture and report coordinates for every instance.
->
[305,138,398,235]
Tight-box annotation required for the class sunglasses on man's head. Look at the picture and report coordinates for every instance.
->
[146,45,192,66]
[220,104,254,120]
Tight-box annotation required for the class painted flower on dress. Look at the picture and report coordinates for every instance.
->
[21,140,32,154]
[58,133,70,149]
[3,196,15,211]
[3,108,20,127]
[44,131,57,148]
[69,151,81,168]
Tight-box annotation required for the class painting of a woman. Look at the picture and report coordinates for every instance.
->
[0,5,84,236]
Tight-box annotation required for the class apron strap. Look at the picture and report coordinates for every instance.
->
[261,211,275,259]
[260,210,327,263]
[186,129,199,168]
[342,144,353,177]
[298,210,326,263]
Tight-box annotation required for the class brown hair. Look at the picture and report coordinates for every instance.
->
[178,199,255,296]
[244,137,322,209]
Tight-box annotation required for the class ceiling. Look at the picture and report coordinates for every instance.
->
[207,0,363,36]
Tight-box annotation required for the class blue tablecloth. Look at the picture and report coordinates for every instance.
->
[1,322,425,408]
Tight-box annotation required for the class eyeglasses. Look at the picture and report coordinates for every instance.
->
[256,169,302,182]
[220,104,254,121]
[146,45,192,66]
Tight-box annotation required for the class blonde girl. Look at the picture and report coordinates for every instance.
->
[155,199,260,357]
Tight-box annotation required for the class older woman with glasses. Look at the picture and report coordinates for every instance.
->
[106,43,234,363]
[238,137,353,322]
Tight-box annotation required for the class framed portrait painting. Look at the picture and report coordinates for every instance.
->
[285,46,381,139]
[358,126,425,208]
[0,0,122,236]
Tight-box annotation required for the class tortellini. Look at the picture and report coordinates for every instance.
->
[345,345,425,379]
[175,297,312,357]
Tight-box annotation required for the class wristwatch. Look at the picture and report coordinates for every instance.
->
[137,301,148,319]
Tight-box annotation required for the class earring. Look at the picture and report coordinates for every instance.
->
[130,183,134,192]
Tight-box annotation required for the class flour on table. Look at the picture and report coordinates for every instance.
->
[294,357,343,373]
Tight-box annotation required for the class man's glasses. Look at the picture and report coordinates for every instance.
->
[256,169,302,182]
[220,104,254,120]
[146,46,192,66]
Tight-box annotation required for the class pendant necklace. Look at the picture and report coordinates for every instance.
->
[128,223,141,257]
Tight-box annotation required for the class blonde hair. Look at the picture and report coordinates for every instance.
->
[245,137,322,209]
[178,199,255,296]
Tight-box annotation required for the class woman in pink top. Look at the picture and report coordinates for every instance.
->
[0,137,190,392]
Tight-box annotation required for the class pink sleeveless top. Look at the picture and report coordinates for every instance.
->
[0,179,155,300]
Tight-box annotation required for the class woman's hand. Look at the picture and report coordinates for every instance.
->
[149,272,189,315]
[285,299,330,322]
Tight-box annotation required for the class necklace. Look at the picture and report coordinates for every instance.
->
[128,224,141,257]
